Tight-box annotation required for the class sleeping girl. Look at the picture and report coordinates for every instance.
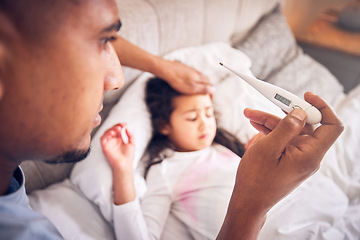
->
[101,76,263,240]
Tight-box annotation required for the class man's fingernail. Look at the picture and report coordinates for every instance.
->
[290,108,307,121]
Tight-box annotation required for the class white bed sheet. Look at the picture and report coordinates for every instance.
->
[29,42,360,240]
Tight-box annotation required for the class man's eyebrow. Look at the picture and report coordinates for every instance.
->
[103,19,122,33]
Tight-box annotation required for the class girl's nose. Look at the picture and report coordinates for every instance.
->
[199,114,207,130]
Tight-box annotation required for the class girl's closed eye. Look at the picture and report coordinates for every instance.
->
[185,112,198,121]
[206,108,215,118]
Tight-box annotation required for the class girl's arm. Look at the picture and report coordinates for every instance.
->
[101,124,172,239]
[101,124,150,239]
[140,165,173,239]
[101,123,136,205]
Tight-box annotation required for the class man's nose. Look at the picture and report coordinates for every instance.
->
[104,43,124,91]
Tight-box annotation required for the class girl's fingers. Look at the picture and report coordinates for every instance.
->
[101,123,131,145]
[125,128,134,145]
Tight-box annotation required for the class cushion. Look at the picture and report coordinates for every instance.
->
[21,161,74,194]
[234,5,298,80]
[234,6,345,105]
[231,0,282,44]
[265,52,345,106]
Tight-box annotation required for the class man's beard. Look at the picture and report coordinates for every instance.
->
[44,147,91,164]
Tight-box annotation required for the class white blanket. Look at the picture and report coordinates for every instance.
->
[29,42,360,240]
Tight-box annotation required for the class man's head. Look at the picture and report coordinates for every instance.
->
[0,0,124,165]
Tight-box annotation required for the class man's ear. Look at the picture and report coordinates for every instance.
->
[0,78,3,101]
[0,11,15,101]
[0,75,3,101]
[0,30,5,101]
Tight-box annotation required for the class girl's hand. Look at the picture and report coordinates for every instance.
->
[101,123,135,172]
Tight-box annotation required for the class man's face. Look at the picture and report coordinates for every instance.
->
[0,0,124,163]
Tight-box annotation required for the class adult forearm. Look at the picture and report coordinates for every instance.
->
[112,36,213,95]
[216,191,267,240]
[112,36,164,76]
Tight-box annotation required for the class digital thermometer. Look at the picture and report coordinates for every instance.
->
[219,63,322,124]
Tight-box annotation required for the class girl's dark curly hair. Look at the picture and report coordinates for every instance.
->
[143,76,245,178]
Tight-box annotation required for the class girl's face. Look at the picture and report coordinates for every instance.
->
[160,94,217,152]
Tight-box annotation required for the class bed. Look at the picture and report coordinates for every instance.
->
[24,0,360,239]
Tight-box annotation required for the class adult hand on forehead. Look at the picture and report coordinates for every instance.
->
[112,36,214,95]
[217,92,344,240]
[157,60,215,95]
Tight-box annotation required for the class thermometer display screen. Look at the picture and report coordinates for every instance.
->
[274,93,291,106]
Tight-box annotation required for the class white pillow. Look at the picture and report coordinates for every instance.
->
[70,72,152,223]
[70,42,284,223]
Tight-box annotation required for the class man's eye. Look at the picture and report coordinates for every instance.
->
[101,36,117,45]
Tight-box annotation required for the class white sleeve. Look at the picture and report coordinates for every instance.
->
[112,164,172,240]
[112,199,150,240]
[141,164,173,240]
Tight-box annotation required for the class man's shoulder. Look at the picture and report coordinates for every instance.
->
[0,199,63,239]
[0,167,63,239]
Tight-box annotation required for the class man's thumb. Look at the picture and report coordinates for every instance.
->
[262,109,307,156]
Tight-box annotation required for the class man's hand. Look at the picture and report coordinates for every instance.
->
[244,132,265,150]
[112,36,214,95]
[156,59,214,95]
[217,92,344,240]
